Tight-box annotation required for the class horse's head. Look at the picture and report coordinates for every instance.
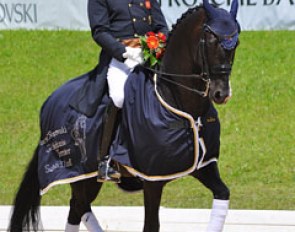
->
[202,0,240,104]
[159,0,240,116]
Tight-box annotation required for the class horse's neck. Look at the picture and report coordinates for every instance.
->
[157,78,210,118]
[159,9,210,118]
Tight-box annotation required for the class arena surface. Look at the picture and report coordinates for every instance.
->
[1,206,294,231]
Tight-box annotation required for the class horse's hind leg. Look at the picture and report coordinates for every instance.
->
[191,162,230,232]
[66,177,103,232]
[143,181,166,232]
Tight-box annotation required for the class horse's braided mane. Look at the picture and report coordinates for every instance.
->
[167,5,203,44]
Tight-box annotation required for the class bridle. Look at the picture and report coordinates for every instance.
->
[145,68,210,97]
[144,23,236,98]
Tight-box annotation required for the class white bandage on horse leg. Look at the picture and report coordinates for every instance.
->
[81,211,104,232]
[65,222,80,232]
[206,199,229,232]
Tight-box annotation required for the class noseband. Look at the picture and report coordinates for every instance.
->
[147,24,235,97]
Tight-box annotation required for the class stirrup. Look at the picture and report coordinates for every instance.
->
[97,175,121,183]
[97,159,121,183]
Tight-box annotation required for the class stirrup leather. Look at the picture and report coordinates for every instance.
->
[97,159,121,183]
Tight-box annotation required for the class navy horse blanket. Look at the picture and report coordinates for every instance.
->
[38,66,220,194]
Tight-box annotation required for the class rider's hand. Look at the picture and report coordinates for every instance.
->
[124,58,140,69]
[122,47,144,65]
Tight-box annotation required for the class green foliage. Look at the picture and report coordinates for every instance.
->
[0,30,294,209]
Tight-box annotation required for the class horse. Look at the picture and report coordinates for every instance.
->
[8,1,240,231]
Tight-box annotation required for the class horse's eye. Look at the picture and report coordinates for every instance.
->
[207,34,218,44]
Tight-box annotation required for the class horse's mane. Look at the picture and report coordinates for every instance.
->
[167,5,204,44]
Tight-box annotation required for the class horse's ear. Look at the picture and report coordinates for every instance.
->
[230,0,239,19]
[203,0,218,19]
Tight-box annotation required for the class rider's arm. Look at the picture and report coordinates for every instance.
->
[88,0,126,62]
[150,0,169,36]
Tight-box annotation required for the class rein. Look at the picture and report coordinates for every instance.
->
[144,67,210,97]
[143,27,211,97]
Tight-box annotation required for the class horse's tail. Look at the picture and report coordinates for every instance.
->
[8,146,42,232]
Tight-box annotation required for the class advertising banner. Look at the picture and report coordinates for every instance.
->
[0,0,88,30]
[0,0,295,30]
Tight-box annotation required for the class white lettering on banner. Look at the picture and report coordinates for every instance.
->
[0,3,37,24]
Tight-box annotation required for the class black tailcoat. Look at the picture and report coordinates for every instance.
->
[70,0,168,117]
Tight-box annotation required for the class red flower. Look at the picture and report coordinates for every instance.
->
[140,31,167,67]
[146,31,156,37]
[146,36,159,50]
[157,32,167,42]
[156,48,165,59]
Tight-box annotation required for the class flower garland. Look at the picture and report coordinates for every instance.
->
[140,32,167,67]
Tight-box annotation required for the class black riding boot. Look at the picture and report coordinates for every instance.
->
[97,100,121,182]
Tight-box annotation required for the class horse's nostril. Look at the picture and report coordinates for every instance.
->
[214,91,222,99]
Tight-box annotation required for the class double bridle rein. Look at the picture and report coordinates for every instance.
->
[144,24,233,98]
[146,68,211,97]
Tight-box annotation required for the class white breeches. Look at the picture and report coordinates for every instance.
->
[107,58,133,108]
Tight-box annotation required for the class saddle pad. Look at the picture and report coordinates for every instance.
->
[110,68,220,181]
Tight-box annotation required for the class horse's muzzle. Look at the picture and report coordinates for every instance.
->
[209,78,232,104]
[210,88,231,104]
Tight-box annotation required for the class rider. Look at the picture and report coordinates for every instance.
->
[88,0,169,182]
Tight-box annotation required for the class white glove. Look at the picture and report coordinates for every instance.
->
[124,58,140,69]
[122,47,144,64]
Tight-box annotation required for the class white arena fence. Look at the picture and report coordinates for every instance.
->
[0,0,295,31]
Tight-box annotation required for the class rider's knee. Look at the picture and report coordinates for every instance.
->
[110,94,124,108]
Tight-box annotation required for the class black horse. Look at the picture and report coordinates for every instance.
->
[8,1,240,232]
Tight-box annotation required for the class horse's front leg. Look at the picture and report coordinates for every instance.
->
[66,178,103,232]
[191,162,230,232]
[143,181,166,232]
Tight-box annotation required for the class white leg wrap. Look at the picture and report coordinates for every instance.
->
[206,199,229,232]
[65,222,80,232]
[81,211,104,232]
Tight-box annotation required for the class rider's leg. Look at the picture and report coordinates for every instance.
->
[97,100,121,182]
[97,58,131,182]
